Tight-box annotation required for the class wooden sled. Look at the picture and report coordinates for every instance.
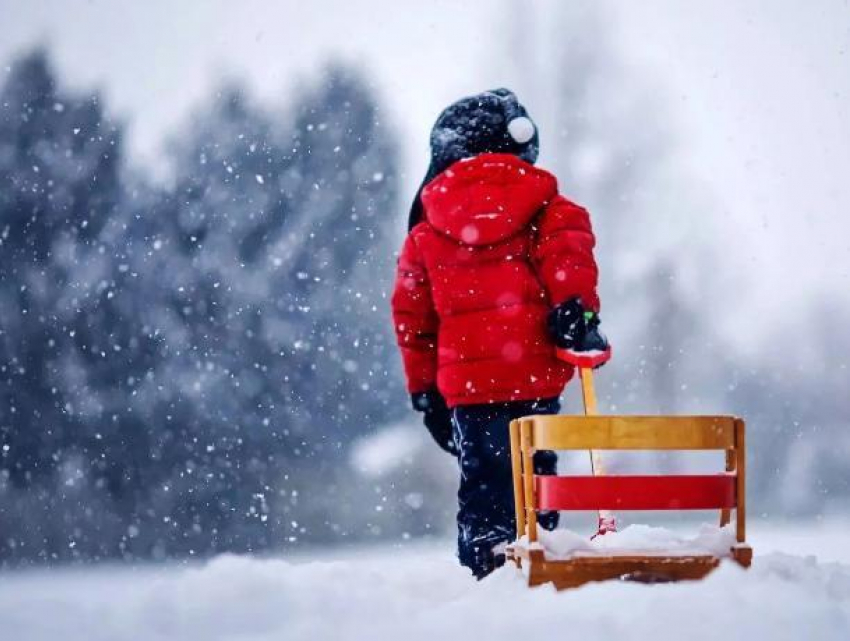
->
[506,413,753,589]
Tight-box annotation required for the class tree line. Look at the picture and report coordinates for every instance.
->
[0,49,408,563]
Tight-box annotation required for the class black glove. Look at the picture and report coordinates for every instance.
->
[411,389,458,457]
[547,297,609,353]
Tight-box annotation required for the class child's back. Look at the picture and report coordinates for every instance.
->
[395,152,598,407]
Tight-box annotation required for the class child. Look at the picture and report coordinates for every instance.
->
[391,89,607,578]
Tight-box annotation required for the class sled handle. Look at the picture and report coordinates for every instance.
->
[579,367,598,417]
[556,345,612,370]
[579,367,609,481]
[558,350,617,534]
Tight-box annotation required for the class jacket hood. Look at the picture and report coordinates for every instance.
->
[420,153,557,246]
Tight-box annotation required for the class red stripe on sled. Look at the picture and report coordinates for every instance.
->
[535,474,737,511]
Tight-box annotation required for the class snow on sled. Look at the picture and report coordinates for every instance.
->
[505,413,753,589]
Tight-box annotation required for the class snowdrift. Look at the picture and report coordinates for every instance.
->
[1,530,849,641]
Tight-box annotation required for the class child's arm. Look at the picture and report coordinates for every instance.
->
[532,195,600,312]
[391,233,439,394]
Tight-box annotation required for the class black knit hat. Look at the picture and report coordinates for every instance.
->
[408,88,540,230]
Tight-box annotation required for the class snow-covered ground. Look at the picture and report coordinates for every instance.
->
[1,520,848,641]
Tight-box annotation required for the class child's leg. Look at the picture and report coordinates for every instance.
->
[452,397,560,578]
[452,402,515,578]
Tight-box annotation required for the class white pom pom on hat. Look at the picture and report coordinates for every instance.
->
[507,116,535,144]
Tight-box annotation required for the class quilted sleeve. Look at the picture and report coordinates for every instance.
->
[391,232,439,393]
[531,195,600,312]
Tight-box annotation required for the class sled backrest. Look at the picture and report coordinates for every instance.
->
[509,415,746,545]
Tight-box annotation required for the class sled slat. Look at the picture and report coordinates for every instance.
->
[535,474,737,511]
[509,420,526,540]
[506,544,736,589]
[529,415,736,450]
[735,419,747,543]
[720,446,736,526]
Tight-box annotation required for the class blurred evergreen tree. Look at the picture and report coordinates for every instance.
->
[0,49,136,562]
[0,50,405,563]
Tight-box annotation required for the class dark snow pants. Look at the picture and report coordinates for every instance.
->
[451,397,560,579]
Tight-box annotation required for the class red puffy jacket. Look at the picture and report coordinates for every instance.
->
[391,153,599,408]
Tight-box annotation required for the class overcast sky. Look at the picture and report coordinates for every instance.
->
[2,0,849,343]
